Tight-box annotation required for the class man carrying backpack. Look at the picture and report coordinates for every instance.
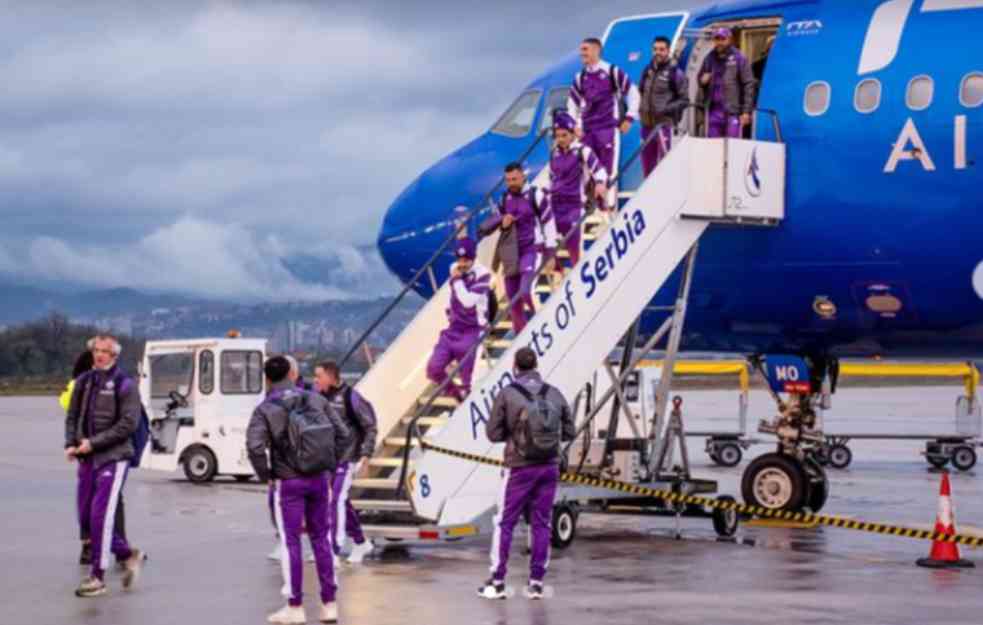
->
[639,36,689,176]
[314,360,378,564]
[426,238,493,400]
[247,356,351,624]
[478,347,574,601]
[64,334,146,598]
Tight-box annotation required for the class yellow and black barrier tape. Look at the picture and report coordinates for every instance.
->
[419,441,983,548]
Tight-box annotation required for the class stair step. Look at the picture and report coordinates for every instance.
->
[368,457,406,469]
[353,478,400,490]
[402,416,448,427]
[384,437,420,448]
[420,395,459,409]
[488,338,511,350]
[352,499,412,512]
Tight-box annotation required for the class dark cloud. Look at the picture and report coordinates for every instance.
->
[0,0,696,300]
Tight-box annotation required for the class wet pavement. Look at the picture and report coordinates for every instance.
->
[3,389,982,625]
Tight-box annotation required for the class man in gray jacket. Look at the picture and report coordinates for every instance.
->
[64,334,145,598]
[247,355,351,624]
[698,27,756,138]
[639,36,689,175]
[479,347,574,600]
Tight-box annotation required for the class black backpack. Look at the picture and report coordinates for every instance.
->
[274,393,337,475]
[511,383,562,461]
[578,64,627,120]
[102,369,151,469]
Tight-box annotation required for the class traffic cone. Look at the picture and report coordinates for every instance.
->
[916,472,975,569]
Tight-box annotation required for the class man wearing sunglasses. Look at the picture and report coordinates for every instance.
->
[698,27,756,138]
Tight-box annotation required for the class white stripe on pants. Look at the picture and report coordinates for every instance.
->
[272,480,291,599]
[334,465,354,550]
[98,460,128,572]
[488,468,511,579]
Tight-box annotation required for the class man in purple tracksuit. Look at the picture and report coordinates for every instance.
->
[314,361,378,564]
[639,36,689,176]
[479,164,557,334]
[543,110,607,268]
[65,334,145,598]
[426,238,492,400]
[566,37,639,208]
[478,348,574,600]
[247,356,351,624]
[699,27,756,138]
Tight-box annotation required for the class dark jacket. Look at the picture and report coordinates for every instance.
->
[246,380,352,482]
[322,383,378,462]
[485,371,575,468]
[639,60,689,127]
[699,47,756,115]
[64,365,141,469]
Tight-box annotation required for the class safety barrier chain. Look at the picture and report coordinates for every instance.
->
[418,441,983,548]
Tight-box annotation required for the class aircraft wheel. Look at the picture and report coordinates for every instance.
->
[716,443,743,467]
[952,446,978,472]
[182,446,218,484]
[741,453,808,512]
[712,495,740,538]
[827,444,853,470]
[807,469,829,513]
[551,504,577,549]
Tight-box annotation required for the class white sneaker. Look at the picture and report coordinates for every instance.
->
[319,601,338,623]
[346,540,373,564]
[268,545,282,562]
[267,604,306,624]
[122,549,145,589]
[477,579,507,600]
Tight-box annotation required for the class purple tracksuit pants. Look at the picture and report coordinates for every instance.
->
[503,249,538,334]
[581,126,618,185]
[641,124,673,177]
[77,459,132,580]
[427,326,482,396]
[707,108,741,138]
[489,463,559,583]
[553,200,582,267]
[272,474,336,606]
[329,461,366,554]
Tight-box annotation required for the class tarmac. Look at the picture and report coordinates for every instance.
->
[3,387,983,625]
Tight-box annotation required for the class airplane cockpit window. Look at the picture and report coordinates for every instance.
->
[539,87,570,133]
[804,81,830,116]
[491,90,542,138]
[961,72,983,108]
[906,76,934,111]
[854,78,881,113]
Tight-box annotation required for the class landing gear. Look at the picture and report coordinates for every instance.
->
[741,452,830,513]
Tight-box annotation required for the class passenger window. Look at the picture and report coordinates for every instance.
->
[854,79,881,113]
[803,82,830,116]
[221,350,263,395]
[199,350,214,395]
[491,90,542,138]
[539,87,571,132]
[906,75,933,111]
[961,72,983,108]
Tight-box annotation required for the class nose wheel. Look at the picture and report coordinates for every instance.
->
[741,452,828,513]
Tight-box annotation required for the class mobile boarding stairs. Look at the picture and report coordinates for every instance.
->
[346,128,786,549]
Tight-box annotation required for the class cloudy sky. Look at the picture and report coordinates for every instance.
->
[0,0,694,301]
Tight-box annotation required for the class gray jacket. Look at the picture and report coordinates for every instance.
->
[699,47,756,116]
[246,380,352,482]
[321,383,378,462]
[486,371,575,468]
[639,60,689,127]
[64,366,141,469]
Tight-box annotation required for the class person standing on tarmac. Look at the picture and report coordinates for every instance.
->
[639,36,689,176]
[247,355,351,624]
[314,360,378,564]
[64,335,145,598]
[698,27,756,138]
[566,36,639,208]
[542,110,607,268]
[478,347,574,600]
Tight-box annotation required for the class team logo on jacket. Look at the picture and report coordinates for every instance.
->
[744,148,762,197]
[105,380,115,390]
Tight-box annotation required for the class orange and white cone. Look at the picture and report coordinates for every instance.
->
[916,472,975,569]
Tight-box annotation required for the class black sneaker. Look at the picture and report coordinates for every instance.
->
[524,581,544,600]
[79,543,92,566]
[476,579,507,600]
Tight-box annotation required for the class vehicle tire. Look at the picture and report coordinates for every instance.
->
[827,444,853,470]
[233,475,252,483]
[812,446,830,467]
[807,469,829,513]
[182,446,218,484]
[716,443,743,468]
[708,450,722,465]
[741,453,808,512]
[551,505,577,549]
[927,455,950,469]
[712,495,740,538]
[951,445,978,472]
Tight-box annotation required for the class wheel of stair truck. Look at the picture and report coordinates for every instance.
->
[951,445,978,472]
[827,444,853,470]
[716,442,743,468]
[741,452,808,512]
[711,495,740,538]
[551,504,577,549]
[182,445,218,484]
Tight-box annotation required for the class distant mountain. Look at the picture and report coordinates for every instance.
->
[0,281,196,323]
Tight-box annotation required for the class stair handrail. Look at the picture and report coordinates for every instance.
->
[396,121,670,499]
[337,128,551,368]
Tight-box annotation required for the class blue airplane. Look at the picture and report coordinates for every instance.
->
[378,0,983,372]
